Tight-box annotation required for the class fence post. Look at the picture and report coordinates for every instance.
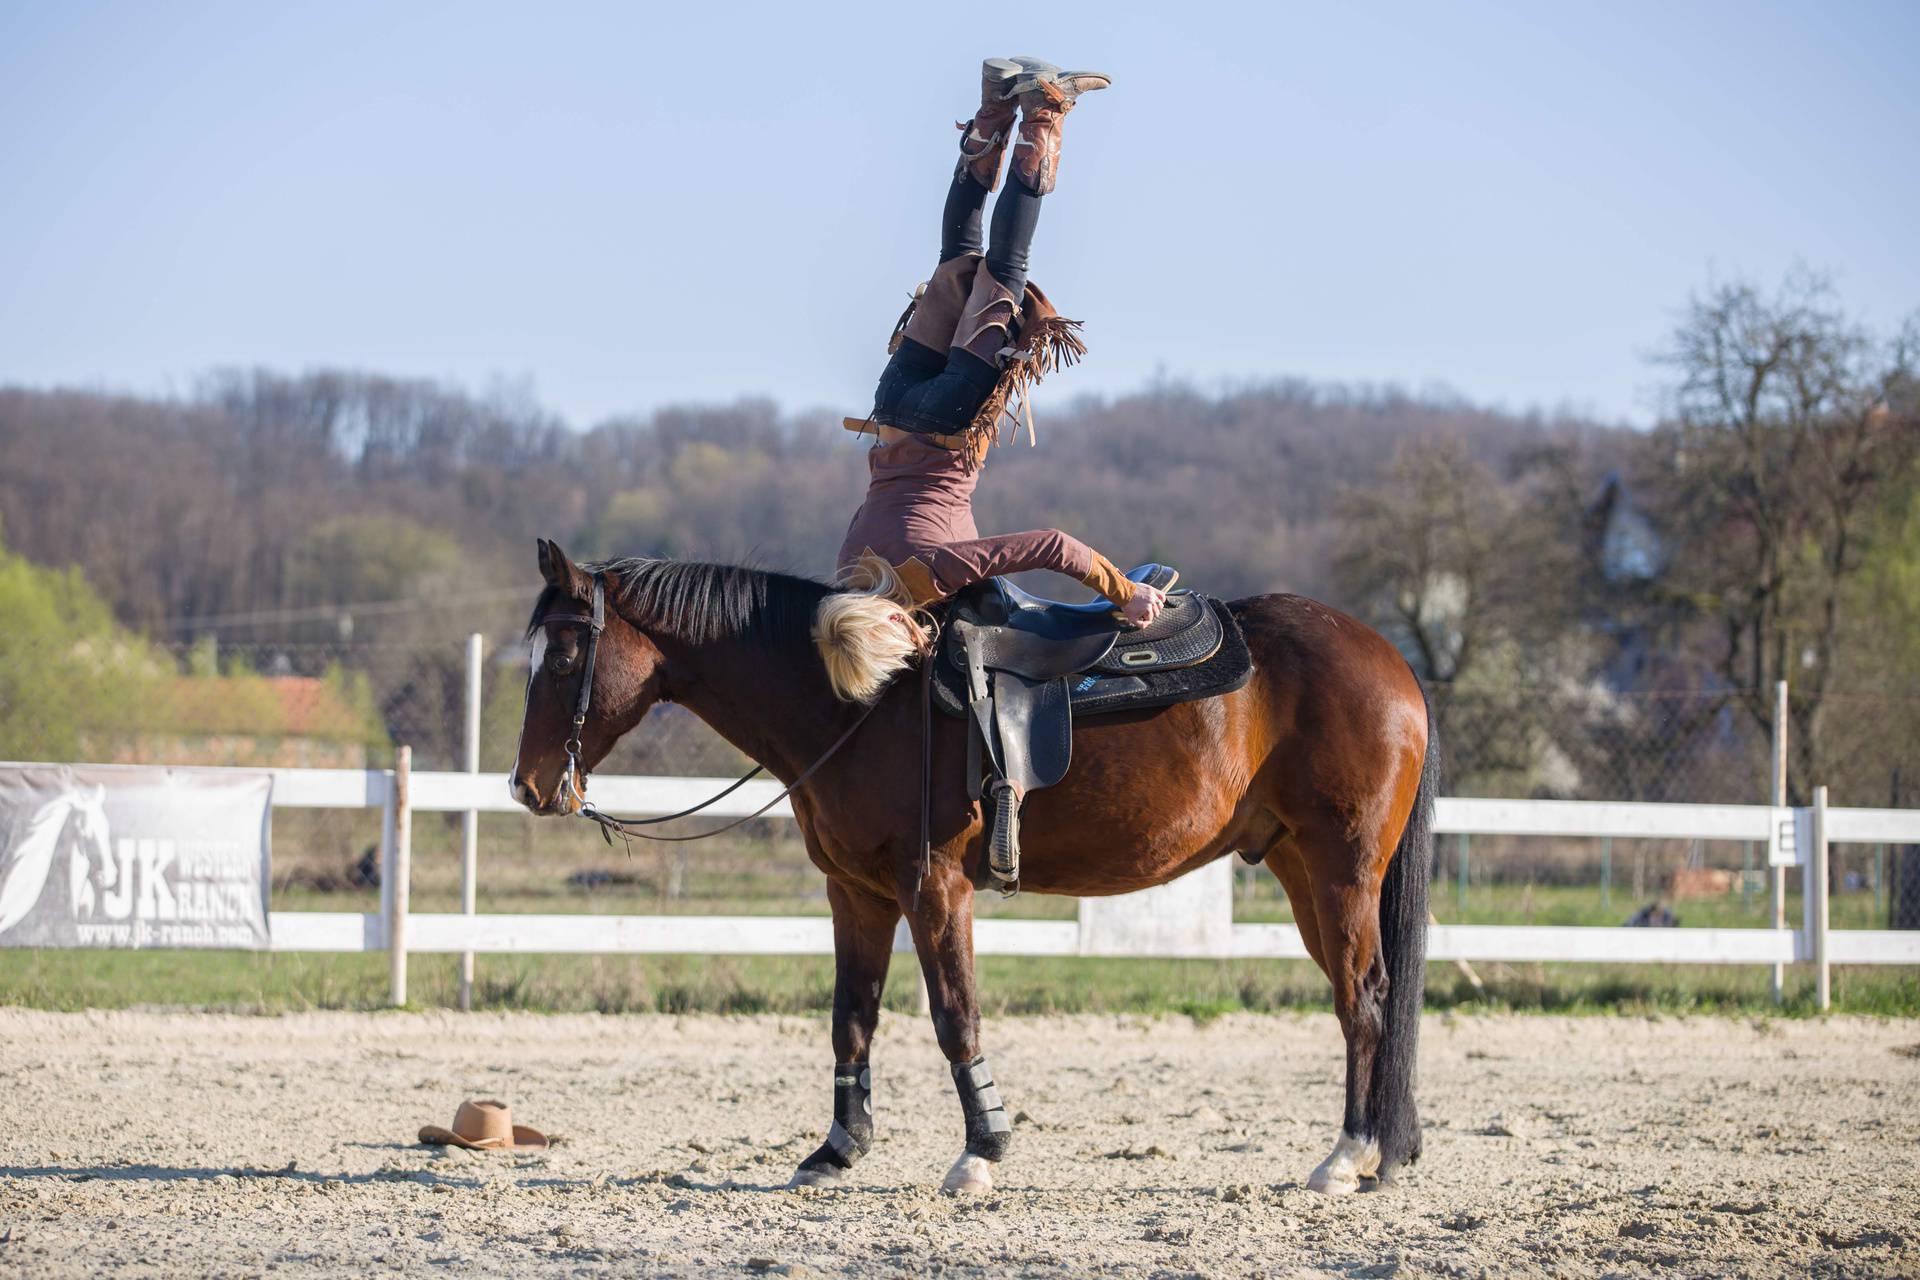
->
[1456,833,1469,916]
[1770,679,1789,1004]
[1873,843,1883,918]
[459,632,483,1012]
[1600,836,1612,912]
[1810,784,1829,1012]
[388,745,412,1008]
[379,770,395,946]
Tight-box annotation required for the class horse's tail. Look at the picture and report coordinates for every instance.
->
[812,557,932,705]
[1371,681,1435,1178]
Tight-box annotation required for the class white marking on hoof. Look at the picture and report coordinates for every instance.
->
[941,1152,994,1195]
[786,1164,845,1189]
[1306,1130,1380,1196]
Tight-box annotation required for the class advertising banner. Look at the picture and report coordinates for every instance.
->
[0,763,272,949]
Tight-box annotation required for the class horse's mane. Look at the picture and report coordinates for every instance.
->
[524,557,833,654]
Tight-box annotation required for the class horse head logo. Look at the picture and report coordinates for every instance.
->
[64,786,114,918]
[0,784,112,935]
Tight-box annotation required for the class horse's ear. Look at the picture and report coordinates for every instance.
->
[537,538,592,601]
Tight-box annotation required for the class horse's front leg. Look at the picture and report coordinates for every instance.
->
[905,864,1011,1195]
[789,878,900,1188]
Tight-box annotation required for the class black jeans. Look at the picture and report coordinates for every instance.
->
[943,171,1042,299]
[872,338,1000,435]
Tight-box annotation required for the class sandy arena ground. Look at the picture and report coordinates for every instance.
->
[0,1009,1916,1278]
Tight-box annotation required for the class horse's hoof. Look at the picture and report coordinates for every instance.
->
[1306,1165,1362,1195]
[1362,1169,1402,1193]
[941,1152,994,1195]
[1307,1131,1379,1196]
[786,1164,845,1190]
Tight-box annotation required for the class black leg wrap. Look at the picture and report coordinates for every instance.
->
[952,1055,1013,1162]
[798,1062,873,1173]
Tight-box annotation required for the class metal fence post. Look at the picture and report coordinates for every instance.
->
[459,633,482,1012]
[1600,836,1612,912]
[1811,784,1829,1012]
[1770,679,1789,1004]
[1873,843,1884,919]
[389,745,412,1008]
[1456,833,1469,916]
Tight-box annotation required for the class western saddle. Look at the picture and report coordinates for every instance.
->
[942,565,1239,892]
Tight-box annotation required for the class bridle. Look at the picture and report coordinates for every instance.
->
[530,573,879,846]
[547,575,609,812]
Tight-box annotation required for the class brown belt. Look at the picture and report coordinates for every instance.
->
[842,417,977,453]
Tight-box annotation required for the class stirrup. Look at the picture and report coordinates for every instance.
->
[987,781,1021,894]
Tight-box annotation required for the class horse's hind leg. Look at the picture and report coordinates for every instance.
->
[1262,832,1383,1191]
[1296,829,1393,1195]
[789,879,899,1188]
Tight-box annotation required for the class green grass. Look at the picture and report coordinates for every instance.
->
[1413,879,1886,930]
[2,948,1912,1018]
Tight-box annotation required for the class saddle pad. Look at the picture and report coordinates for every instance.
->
[931,597,1252,721]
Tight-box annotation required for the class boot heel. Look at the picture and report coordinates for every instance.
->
[981,57,1021,89]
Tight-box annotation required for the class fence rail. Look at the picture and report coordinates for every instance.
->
[183,761,1920,1011]
[10,758,1915,1007]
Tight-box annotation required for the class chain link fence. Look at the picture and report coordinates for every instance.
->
[1420,682,1920,933]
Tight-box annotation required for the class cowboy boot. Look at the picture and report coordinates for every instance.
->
[956,57,1022,191]
[1007,59,1110,195]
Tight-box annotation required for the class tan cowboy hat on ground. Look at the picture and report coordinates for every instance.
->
[418,1099,548,1151]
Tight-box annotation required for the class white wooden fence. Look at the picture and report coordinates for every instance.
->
[239,761,1920,1013]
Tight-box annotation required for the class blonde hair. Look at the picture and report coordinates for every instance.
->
[812,556,933,704]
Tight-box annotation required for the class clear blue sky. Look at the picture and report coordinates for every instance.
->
[3,1,1916,428]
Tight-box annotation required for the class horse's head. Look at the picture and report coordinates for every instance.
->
[510,539,669,815]
[68,785,111,883]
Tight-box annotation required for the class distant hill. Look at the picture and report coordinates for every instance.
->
[0,370,1626,634]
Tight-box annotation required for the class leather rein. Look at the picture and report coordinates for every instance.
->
[535,575,879,847]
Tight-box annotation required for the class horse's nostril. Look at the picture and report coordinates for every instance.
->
[509,777,537,810]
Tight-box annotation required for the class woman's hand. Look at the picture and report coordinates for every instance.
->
[1121,582,1166,628]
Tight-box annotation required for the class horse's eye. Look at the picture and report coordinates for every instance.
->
[549,653,576,676]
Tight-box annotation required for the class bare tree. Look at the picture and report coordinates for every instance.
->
[1330,436,1600,795]
[1647,270,1920,799]
[1333,436,1582,683]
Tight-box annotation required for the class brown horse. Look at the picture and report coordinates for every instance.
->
[512,540,1434,1196]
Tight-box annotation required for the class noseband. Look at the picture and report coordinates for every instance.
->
[530,572,879,845]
